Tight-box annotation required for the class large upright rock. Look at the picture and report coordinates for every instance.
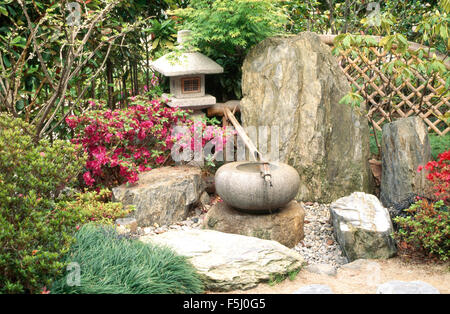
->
[140,229,304,291]
[380,117,432,208]
[240,32,373,203]
[112,166,204,227]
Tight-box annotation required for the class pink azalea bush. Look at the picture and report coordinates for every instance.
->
[66,96,234,188]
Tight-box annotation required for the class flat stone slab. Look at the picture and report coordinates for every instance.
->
[305,263,337,276]
[339,259,380,271]
[330,192,397,261]
[203,201,305,248]
[163,93,217,109]
[293,284,334,294]
[377,280,440,294]
[112,166,204,227]
[139,229,304,291]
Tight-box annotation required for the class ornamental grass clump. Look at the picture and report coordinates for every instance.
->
[50,224,204,294]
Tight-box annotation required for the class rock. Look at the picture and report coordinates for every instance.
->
[115,217,137,234]
[305,263,337,276]
[329,192,397,262]
[203,201,305,248]
[139,229,304,291]
[198,191,211,207]
[380,117,432,208]
[240,31,373,203]
[112,166,204,227]
[340,259,380,271]
[293,284,334,294]
[203,175,215,194]
[376,280,440,294]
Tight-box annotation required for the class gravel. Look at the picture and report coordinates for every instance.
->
[292,202,348,268]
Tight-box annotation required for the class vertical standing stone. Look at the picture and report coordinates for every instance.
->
[380,117,432,207]
[240,32,373,203]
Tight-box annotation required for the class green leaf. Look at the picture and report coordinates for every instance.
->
[0,5,8,16]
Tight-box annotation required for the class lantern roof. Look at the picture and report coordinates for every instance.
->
[150,30,224,77]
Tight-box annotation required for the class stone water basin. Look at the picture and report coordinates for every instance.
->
[214,161,300,213]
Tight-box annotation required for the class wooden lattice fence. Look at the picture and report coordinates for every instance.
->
[321,36,450,136]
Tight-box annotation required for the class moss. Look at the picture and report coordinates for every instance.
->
[268,266,303,286]
[252,229,271,240]
[207,217,218,228]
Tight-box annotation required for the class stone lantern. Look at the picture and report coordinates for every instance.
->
[150,30,224,111]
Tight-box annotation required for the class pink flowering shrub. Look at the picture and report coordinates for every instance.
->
[67,96,234,188]
[66,97,188,187]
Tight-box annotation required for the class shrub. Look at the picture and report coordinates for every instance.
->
[394,199,449,261]
[67,97,234,188]
[50,224,204,294]
[56,189,134,225]
[0,113,85,293]
[170,0,288,100]
[66,96,187,188]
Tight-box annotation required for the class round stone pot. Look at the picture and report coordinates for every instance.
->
[215,161,300,213]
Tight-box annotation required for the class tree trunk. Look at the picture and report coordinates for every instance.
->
[106,60,114,109]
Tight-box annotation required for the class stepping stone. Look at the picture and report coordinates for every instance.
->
[293,284,334,294]
[305,263,337,276]
[339,259,380,271]
[377,280,440,294]
[139,229,304,291]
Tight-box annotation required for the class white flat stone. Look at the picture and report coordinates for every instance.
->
[377,280,440,294]
[293,284,334,294]
[139,229,304,291]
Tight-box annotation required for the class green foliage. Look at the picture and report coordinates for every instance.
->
[369,130,450,159]
[268,267,302,286]
[50,224,204,294]
[170,0,288,100]
[429,133,450,160]
[0,113,85,293]
[56,189,134,225]
[335,4,449,139]
[394,199,450,261]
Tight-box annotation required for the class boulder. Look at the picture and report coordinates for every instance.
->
[203,201,305,248]
[240,31,373,203]
[139,229,304,291]
[380,117,432,208]
[377,280,440,294]
[329,192,397,261]
[112,166,204,227]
